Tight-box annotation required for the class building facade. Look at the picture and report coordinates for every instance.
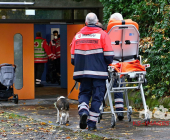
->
[0,0,103,100]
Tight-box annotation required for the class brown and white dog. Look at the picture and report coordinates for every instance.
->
[54,96,69,125]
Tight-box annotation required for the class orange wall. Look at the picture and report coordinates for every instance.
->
[0,24,34,99]
[67,24,84,100]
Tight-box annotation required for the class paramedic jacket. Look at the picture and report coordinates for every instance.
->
[71,25,114,81]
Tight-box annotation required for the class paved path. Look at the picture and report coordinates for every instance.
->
[1,99,170,139]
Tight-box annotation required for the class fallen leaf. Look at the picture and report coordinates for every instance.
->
[48,121,52,123]
[66,123,70,126]
[8,116,13,119]
[27,128,34,131]
[121,133,133,135]
[11,132,22,134]
[40,122,46,125]
[66,136,70,139]
[104,138,111,140]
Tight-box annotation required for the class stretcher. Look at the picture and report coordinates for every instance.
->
[99,20,150,127]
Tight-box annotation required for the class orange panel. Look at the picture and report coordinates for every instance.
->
[67,24,84,100]
[0,24,34,99]
[107,19,139,32]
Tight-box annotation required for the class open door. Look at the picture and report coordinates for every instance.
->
[0,24,34,99]
[67,24,84,100]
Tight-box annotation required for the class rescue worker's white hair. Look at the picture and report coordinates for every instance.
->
[110,13,123,20]
[85,12,98,25]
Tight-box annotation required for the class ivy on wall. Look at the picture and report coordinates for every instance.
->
[99,0,170,98]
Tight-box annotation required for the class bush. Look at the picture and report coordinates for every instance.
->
[100,0,170,98]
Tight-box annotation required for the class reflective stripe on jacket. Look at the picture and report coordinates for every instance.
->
[71,25,114,81]
[34,37,52,63]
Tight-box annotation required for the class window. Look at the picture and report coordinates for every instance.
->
[0,8,100,23]
[0,9,72,20]
[14,33,23,90]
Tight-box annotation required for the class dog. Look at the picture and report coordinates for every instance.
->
[54,96,69,125]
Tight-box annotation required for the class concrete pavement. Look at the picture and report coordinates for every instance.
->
[0,98,170,140]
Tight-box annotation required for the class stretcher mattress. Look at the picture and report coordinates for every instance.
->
[109,60,146,73]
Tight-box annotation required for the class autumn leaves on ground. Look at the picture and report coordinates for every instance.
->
[0,111,113,140]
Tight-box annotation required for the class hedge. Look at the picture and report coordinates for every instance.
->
[99,0,170,98]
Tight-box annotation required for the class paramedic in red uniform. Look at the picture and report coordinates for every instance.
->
[71,13,114,131]
[49,30,61,84]
[34,32,53,87]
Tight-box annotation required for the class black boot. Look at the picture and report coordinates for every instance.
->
[79,113,88,129]
[117,112,124,121]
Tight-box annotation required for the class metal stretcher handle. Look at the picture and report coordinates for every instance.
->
[111,41,138,45]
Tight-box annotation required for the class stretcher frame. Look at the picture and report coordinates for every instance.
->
[99,24,150,128]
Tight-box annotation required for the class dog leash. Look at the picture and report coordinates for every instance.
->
[67,81,78,98]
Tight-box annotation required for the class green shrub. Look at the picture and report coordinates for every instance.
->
[99,0,170,98]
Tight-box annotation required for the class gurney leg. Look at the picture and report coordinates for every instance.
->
[125,89,132,122]
[140,84,150,125]
[104,79,109,100]
[108,90,116,127]
[99,79,110,123]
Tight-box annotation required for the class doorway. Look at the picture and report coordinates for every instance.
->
[34,24,67,98]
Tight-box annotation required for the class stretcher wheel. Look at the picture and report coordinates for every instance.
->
[100,114,103,119]
[128,114,131,122]
[145,118,150,126]
[98,116,100,123]
[14,94,18,104]
[98,114,102,123]
[111,115,115,128]
[144,79,148,86]
[128,106,132,115]
[100,108,104,120]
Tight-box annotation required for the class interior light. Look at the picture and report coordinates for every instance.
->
[12,9,17,11]
[25,9,35,15]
